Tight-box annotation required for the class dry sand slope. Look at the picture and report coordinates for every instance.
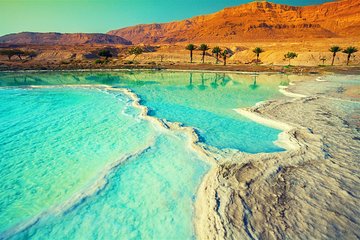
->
[195,76,360,239]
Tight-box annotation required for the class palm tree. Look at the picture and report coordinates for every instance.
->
[221,50,229,66]
[329,46,342,66]
[212,46,221,64]
[253,47,264,64]
[284,52,298,66]
[185,44,197,63]
[343,46,358,66]
[199,44,210,64]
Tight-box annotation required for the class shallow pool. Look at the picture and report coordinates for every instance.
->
[0,71,287,239]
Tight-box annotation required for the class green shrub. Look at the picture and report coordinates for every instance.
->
[0,49,25,60]
[128,47,143,60]
[98,50,112,59]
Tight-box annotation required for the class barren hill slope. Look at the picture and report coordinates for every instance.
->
[0,32,132,45]
[108,0,360,44]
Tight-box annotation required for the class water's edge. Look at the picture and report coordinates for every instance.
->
[0,83,298,239]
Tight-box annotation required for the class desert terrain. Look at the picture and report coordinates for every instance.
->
[0,0,359,72]
[0,39,360,72]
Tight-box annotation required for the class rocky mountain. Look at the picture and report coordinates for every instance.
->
[108,0,360,44]
[0,32,132,45]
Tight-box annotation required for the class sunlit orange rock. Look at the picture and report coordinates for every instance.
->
[107,0,360,44]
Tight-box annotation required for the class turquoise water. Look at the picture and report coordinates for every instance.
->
[0,71,287,239]
[115,72,285,152]
[0,88,156,233]
[0,71,287,152]
[9,133,207,240]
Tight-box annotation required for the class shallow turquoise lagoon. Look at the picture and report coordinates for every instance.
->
[115,72,285,152]
[0,71,287,239]
[0,88,157,234]
[10,133,207,240]
[0,71,288,152]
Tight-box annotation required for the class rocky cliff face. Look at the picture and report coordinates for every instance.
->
[0,32,132,45]
[108,0,360,44]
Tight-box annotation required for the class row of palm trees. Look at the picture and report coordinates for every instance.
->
[185,44,358,66]
[329,46,358,66]
[186,44,229,65]
[185,44,268,65]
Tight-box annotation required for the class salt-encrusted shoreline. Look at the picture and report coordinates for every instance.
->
[2,76,359,240]
[194,76,360,239]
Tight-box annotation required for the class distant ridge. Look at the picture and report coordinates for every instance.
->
[107,0,360,44]
[0,32,132,45]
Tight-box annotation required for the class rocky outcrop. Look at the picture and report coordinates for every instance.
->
[108,0,360,44]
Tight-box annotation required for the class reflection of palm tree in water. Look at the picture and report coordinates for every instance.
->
[97,74,119,85]
[279,74,290,86]
[220,74,230,87]
[249,73,259,90]
[72,75,80,82]
[104,74,115,84]
[186,72,194,90]
[210,73,220,89]
[15,75,45,85]
[198,73,208,91]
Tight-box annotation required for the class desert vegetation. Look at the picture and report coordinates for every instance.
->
[0,49,41,61]
[284,52,298,66]
[25,51,38,60]
[185,44,197,63]
[199,44,210,64]
[253,47,264,64]
[128,46,144,60]
[98,49,112,60]
[328,45,358,66]
[212,46,221,64]
[0,49,26,60]
[320,56,327,65]
[0,43,359,70]
[221,49,229,66]
[329,46,342,66]
[343,46,358,65]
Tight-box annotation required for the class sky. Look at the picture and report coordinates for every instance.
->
[0,0,333,36]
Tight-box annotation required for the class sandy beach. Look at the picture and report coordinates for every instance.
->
[195,74,360,239]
